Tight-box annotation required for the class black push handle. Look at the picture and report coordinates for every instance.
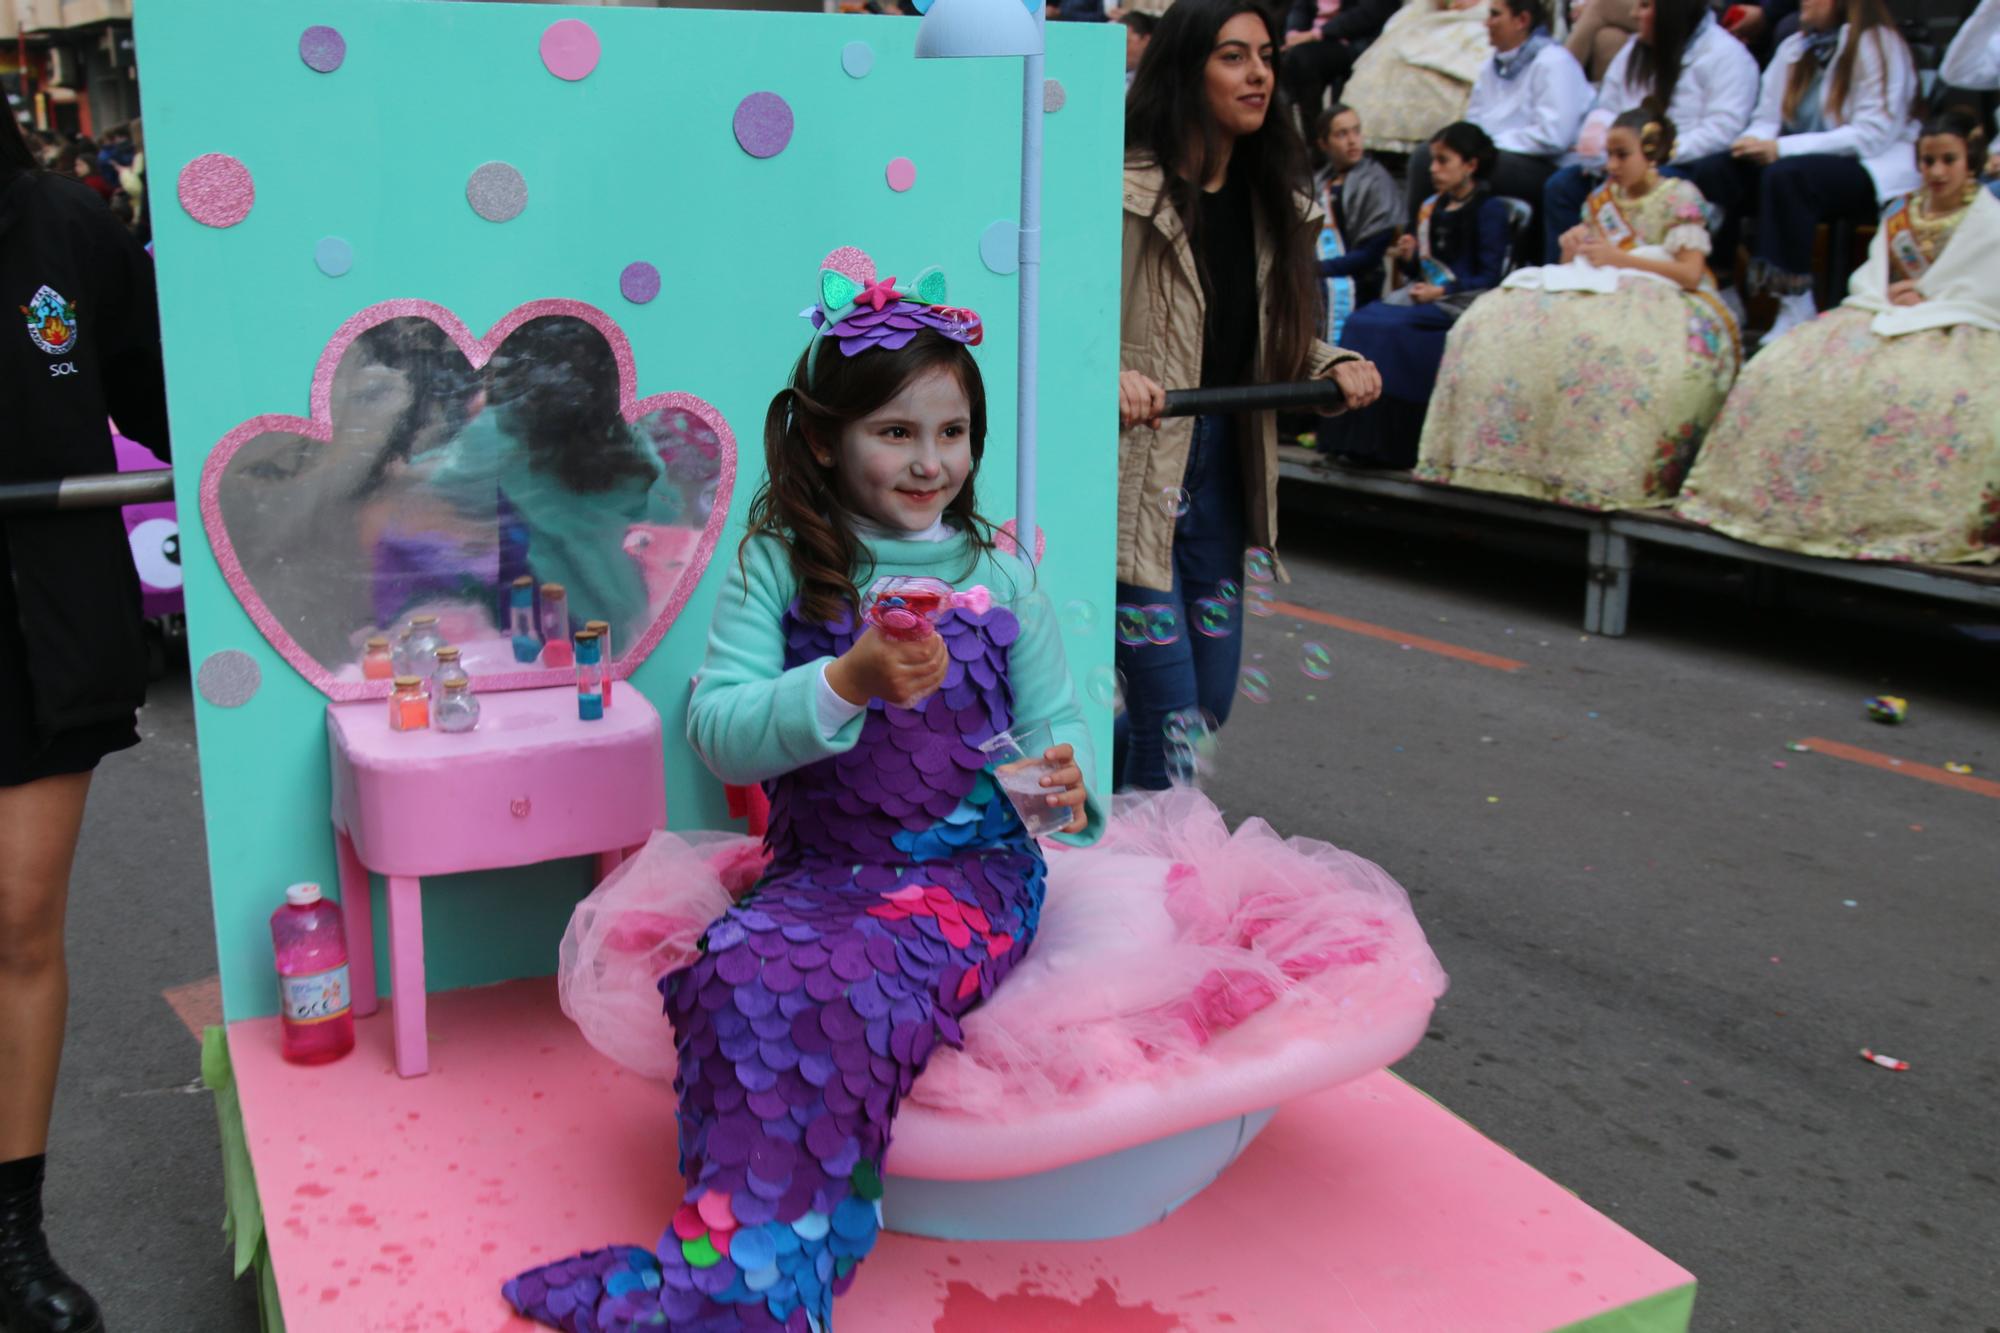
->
[0,469,174,516]
[1160,380,1350,417]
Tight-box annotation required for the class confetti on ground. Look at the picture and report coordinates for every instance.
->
[1485,796,1500,804]
[1842,899,1858,907]
[1785,742,1812,752]
[1865,695,1908,724]
[1860,1048,1909,1071]
[1944,762,1974,775]
[1773,761,1787,769]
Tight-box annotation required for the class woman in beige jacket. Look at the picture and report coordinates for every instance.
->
[1115,0,1380,789]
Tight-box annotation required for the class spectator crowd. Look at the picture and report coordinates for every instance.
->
[1085,0,2000,566]
[14,120,151,243]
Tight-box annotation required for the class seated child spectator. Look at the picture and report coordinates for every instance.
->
[1677,111,2000,564]
[1328,120,1509,467]
[1672,0,1921,341]
[1416,110,1741,508]
[1312,104,1401,343]
[1407,0,1590,263]
[1542,0,1759,258]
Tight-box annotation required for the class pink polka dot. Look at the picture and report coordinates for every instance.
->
[885,157,916,193]
[178,154,254,229]
[540,19,600,81]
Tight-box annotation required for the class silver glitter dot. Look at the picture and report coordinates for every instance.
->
[1043,79,1066,113]
[197,650,262,708]
[466,161,528,223]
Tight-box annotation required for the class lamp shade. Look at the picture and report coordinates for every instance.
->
[913,0,1044,58]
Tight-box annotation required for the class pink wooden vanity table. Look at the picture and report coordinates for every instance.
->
[328,685,666,1077]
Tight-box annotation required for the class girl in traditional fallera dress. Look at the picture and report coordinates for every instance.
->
[1312,104,1402,344]
[1331,119,1510,467]
[1416,110,1741,509]
[500,248,1444,1331]
[1677,112,2000,564]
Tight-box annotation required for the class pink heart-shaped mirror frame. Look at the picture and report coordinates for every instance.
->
[199,298,736,701]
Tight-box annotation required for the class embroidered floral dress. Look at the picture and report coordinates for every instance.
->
[1676,185,2000,564]
[1414,174,1741,509]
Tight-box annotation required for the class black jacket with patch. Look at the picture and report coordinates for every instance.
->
[1,169,171,739]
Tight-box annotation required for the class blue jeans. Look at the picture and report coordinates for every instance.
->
[1113,414,1247,791]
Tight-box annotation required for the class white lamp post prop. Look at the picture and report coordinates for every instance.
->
[913,0,1046,558]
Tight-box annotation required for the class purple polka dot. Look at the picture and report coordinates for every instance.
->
[178,154,254,228]
[620,261,661,304]
[885,157,916,193]
[299,25,345,73]
[733,92,794,159]
[540,19,600,81]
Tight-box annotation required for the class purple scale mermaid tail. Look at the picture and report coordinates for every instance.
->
[506,599,1042,1332]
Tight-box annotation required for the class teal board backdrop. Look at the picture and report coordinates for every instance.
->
[137,0,1122,1022]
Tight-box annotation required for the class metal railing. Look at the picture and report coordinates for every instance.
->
[0,469,174,516]
[1163,380,1350,418]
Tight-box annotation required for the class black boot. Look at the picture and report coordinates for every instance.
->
[0,1156,104,1333]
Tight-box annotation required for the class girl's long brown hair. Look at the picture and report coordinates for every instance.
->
[1781,0,1918,128]
[743,329,999,626]
[1124,0,1319,383]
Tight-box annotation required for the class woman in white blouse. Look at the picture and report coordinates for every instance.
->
[1941,0,2000,200]
[1538,0,1759,258]
[1670,0,1921,341]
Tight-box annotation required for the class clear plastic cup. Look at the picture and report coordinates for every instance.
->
[978,720,1072,839]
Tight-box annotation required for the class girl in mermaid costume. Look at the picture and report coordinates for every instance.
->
[504,249,1101,1331]
[505,247,1447,1330]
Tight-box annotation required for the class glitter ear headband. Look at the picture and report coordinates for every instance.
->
[802,245,983,379]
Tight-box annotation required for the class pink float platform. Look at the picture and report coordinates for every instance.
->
[220,978,1695,1332]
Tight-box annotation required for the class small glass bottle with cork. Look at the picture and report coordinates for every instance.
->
[431,646,479,733]
[388,675,430,732]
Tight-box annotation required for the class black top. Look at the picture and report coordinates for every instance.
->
[1197,165,1257,390]
[0,170,170,740]
[1412,185,1508,294]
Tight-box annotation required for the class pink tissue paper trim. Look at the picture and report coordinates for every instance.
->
[199,298,737,702]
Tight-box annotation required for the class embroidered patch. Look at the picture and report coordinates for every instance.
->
[22,285,77,356]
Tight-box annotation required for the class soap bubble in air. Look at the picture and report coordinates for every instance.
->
[1160,486,1191,519]
[1245,547,1276,583]
[1194,598,1232,637]
[1238,666,1273,703]
[1061,599,1098,635]
[1245,585,1276,618]
[1085,664,1125,712]
[1143,604,1180,646]
[1215,579,1241,605]
[1301,642,1333,679]
[1163,707,1219,788]
[1114,604,1146,647]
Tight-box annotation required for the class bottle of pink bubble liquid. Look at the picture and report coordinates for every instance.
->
[270,882,356,1065]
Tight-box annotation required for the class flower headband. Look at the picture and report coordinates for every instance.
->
[802,245,983,376]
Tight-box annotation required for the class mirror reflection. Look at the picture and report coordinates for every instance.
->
[216,315,723,685]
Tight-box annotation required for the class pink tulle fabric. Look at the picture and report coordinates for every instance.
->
[559,789,1447,1116]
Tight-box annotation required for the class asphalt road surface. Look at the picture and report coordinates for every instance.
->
[36,487,1999,1332]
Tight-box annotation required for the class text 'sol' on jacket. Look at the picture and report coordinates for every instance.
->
[1,170,171,740]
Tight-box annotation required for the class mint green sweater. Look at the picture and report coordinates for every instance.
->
[686,531,1104,846]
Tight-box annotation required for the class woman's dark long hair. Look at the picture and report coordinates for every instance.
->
[1783,0,1919,127]
[1125,0,1319,383]
[1921,107,1989,175]
[746,329,999,626]
[1,109,39,180]
[1628,0,1700,121]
